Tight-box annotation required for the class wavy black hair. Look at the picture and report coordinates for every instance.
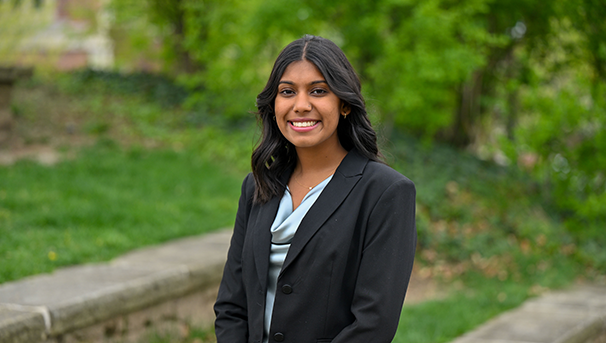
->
[252,35,382,203]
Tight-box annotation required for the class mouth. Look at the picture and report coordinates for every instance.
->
[290,120,318,128]
[288,120,320,132]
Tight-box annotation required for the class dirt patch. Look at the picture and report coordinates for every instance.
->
[0,144,62,165]
[405,263,448,304]
[0,80,102,165]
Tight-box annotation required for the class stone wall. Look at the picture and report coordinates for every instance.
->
[0,230,231,343]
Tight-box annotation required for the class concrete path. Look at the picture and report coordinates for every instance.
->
[450,284,606,343]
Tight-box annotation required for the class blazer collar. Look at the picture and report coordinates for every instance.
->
[333,148,368,178]
[251,149,369,286]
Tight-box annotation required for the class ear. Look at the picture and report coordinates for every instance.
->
[340,102,351,116]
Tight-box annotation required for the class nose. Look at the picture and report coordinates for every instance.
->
[293,94,312,113]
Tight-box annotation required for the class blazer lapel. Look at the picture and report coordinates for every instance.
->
[252,197,278,290]
[251,169,291,290]
[280,149,368,275]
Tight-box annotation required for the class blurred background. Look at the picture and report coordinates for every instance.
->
[0,0,604,342]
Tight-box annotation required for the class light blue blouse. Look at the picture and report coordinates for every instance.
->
[263,175,333,342]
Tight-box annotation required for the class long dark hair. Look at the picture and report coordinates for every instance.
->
[252,34,381,203]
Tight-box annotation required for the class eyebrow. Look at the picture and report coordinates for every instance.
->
[279,80,327,85]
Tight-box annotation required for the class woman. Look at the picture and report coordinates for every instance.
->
[214,35,416,343]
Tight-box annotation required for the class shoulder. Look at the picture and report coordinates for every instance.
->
[243,172,254,187]
[241,172,256,200]
[363,160,415,193]
[340,149,415,196]
[365,160,414,184]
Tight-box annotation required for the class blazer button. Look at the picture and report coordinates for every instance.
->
[274,332,285,342]
[281,284,293,294]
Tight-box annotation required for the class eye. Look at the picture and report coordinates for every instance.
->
[279,89,295,96]
[311,88,328,95]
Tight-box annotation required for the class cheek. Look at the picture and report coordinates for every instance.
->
[273,100,289,136]
[274,98,290,118]
[322,104,341,124]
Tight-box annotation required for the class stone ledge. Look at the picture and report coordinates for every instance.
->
[0,229,232,343]
[0,308,46,343]
[450,285,606,343]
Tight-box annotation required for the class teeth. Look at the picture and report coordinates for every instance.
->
[291,121,317,127]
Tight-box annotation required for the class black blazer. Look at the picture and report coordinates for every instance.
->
[214,149,417,343]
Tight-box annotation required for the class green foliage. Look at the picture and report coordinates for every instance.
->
[106,1,606,240]
[66,69,189,108]
[0,0,43,8]
[107,0,176,73]
[175,0,507,137]
[0,0,53,64]
[496,29,606,271]
[387,132,583,275]
[356,0,497,136]
[58,70,256,171]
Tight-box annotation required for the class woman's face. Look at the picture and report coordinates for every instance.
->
[274,60,348,152]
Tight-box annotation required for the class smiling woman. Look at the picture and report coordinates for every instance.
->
[275,60,347,150]
[273,60,349,208]
[214,35,417,343]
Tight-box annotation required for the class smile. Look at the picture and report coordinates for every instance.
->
[288,120,320,132]
[291,121,318,127]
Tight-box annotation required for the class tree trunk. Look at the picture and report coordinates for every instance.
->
[171,1,197,74]
[504,48,519,141]
[0,67,33,147]
[449,70,483,147]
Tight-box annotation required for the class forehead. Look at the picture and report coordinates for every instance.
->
[280,60,325,82]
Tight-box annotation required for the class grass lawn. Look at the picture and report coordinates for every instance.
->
[394,270,577,343]
[0,143,244,283]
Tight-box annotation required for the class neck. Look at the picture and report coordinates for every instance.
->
[294,141,348,176]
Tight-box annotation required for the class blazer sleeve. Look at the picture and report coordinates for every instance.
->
[214,174,253,342]
[333,178,417,343]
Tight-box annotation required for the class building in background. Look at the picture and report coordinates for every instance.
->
[6,0,113,70]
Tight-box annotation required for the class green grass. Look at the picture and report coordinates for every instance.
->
[145,325,216,343]
[396,289,525,342]
[394,260,578,343]
[0,142,244,283]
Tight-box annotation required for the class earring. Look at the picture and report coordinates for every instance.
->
[273,115,276,121]
[342,112,348,119]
